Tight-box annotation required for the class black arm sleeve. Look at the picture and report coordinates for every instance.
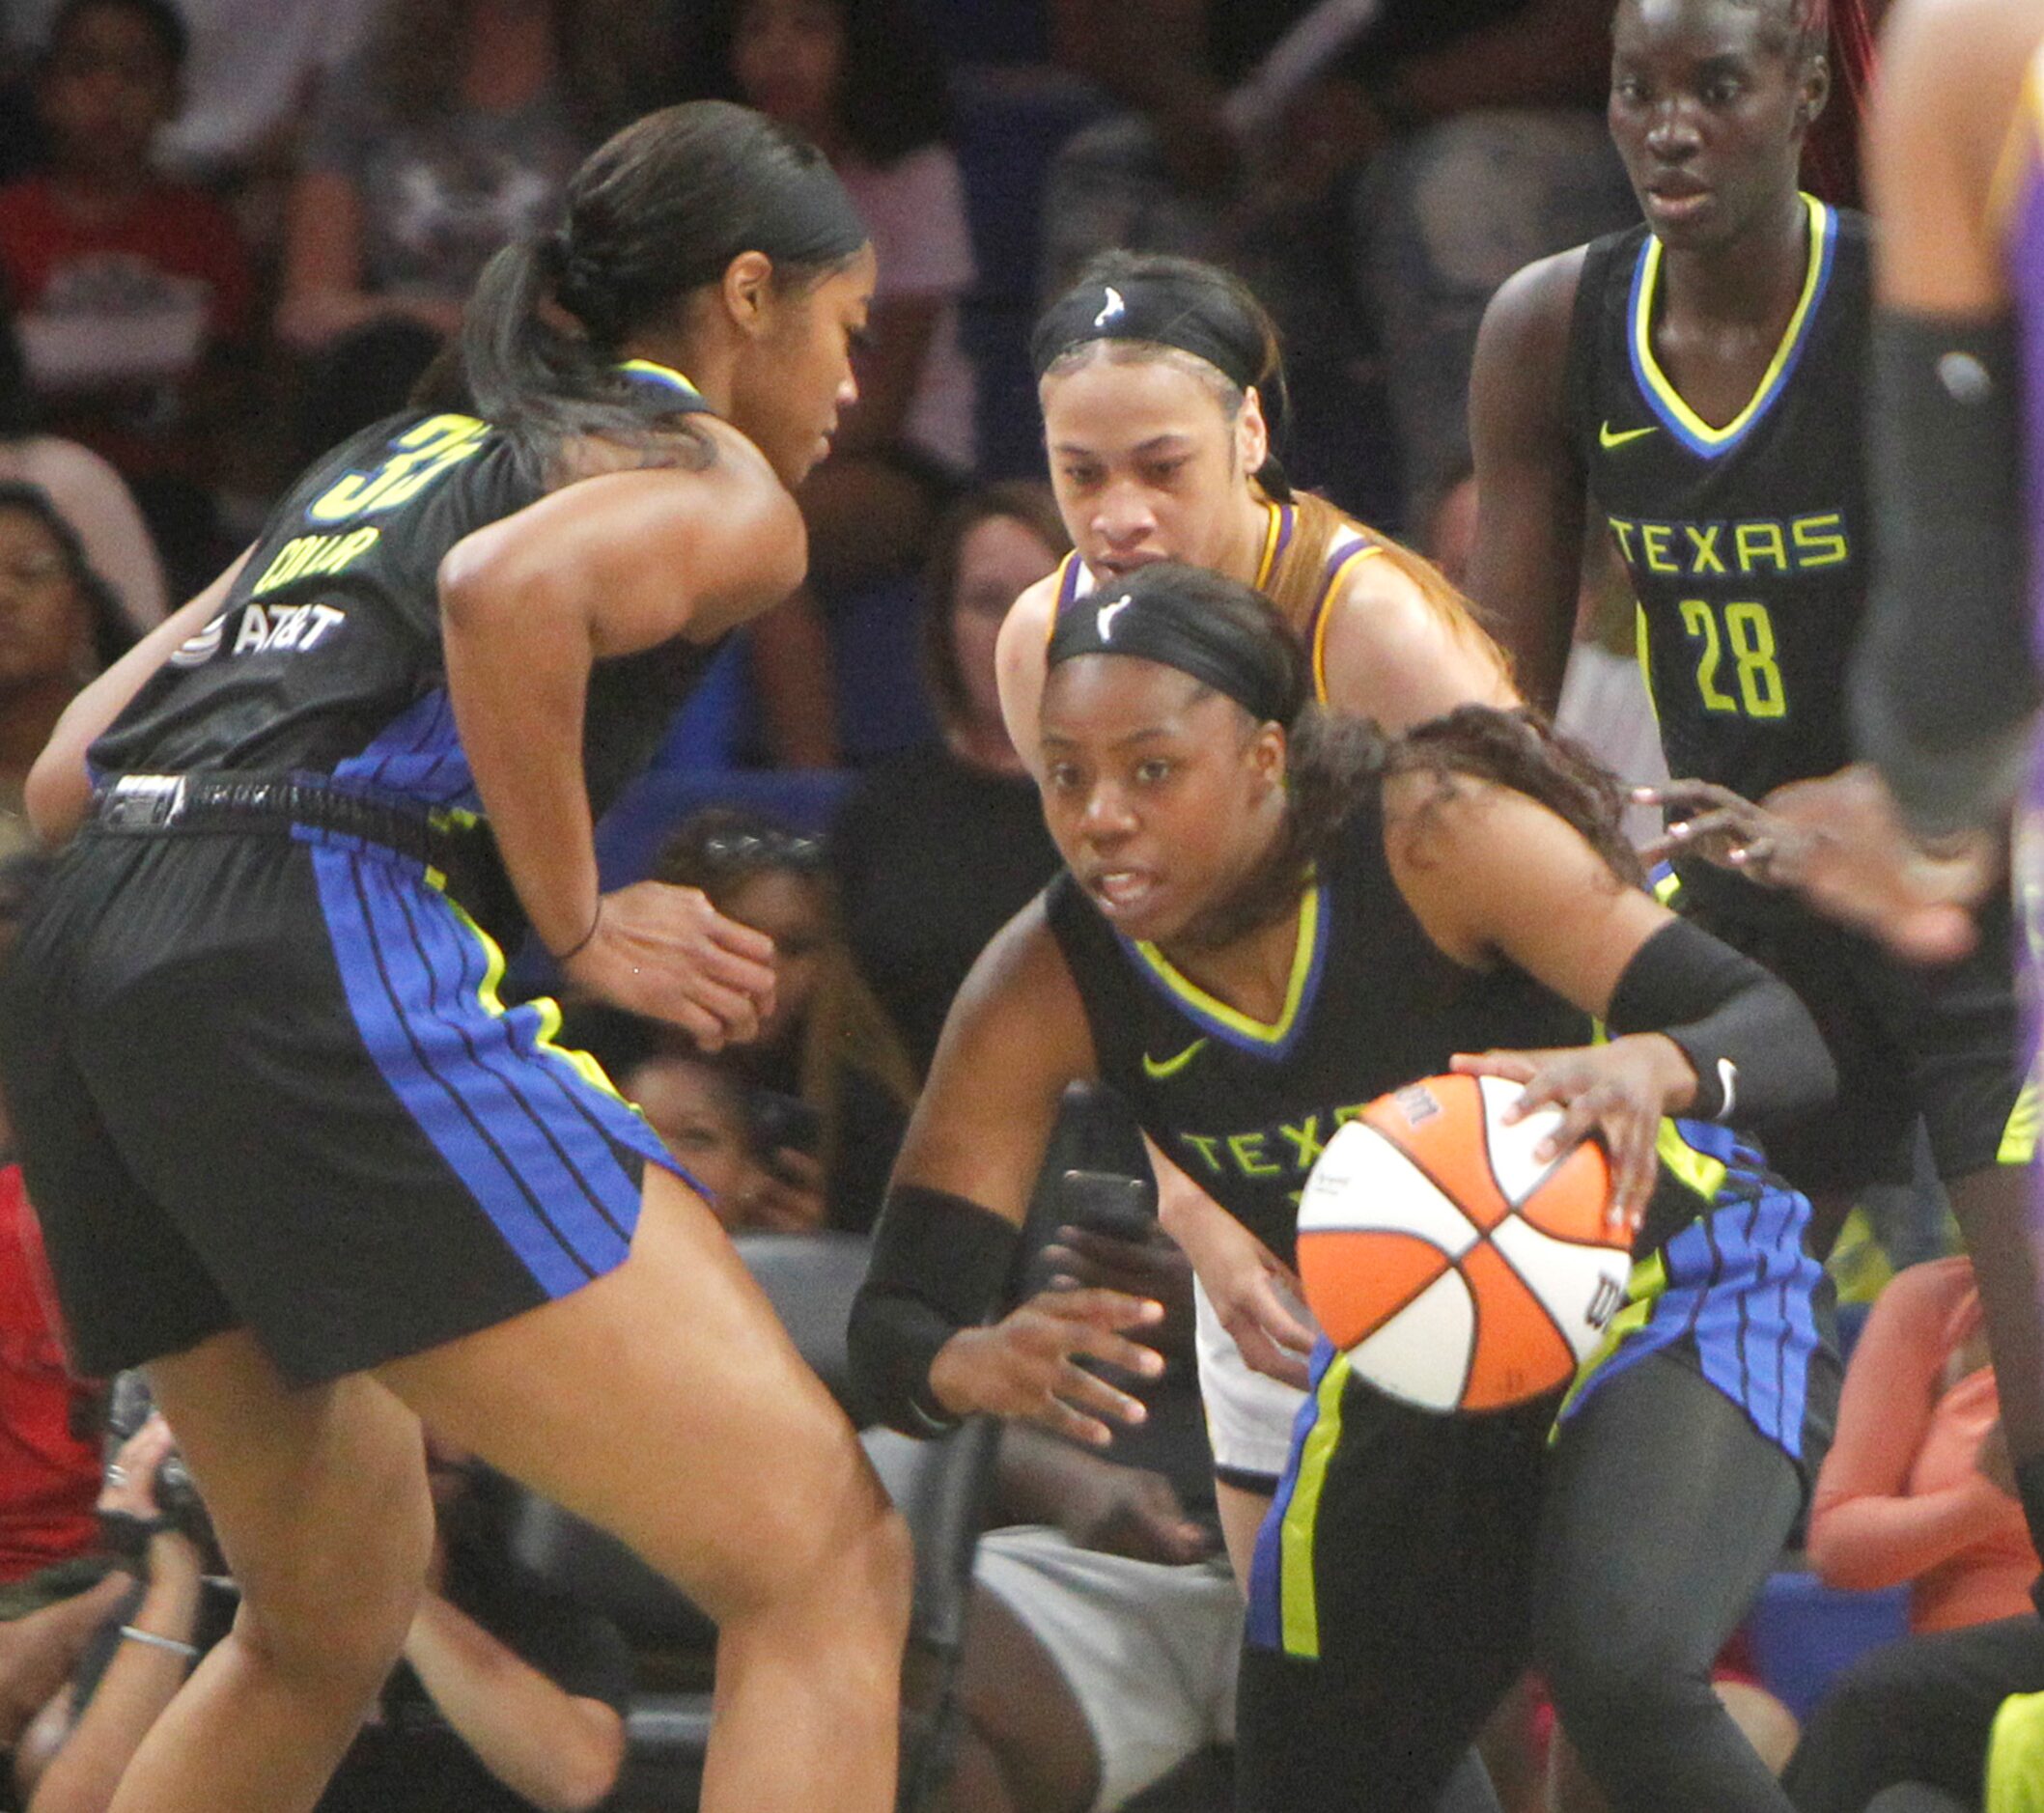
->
[1606,918,1837,1125]
[1853,307,2038,836]
[847,1185,1021,1437]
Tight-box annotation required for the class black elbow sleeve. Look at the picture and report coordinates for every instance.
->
[847,1185,1020,1437]
[1607,918,1837,1126]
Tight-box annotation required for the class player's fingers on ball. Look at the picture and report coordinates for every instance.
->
[1250,1280,1317,1353]
[1449,1049,1538,1083]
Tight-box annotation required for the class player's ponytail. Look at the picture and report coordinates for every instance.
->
[460,100,868,473]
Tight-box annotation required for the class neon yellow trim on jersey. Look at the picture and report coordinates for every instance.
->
[1253,501,1286,590]
[1555,1246,1668,1428]
[1633,194,1831,448]
[1999,1078,2039,1165]
[1280,1350,1353,1659]
[1310,544,1384,704]
[616,357,702,396]
[434,886,627,1102]
[1134,884,1322,1046]
[1655,1118,1727,1202]
[1635,602,1661,724]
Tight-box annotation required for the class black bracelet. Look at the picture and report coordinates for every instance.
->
[549,900,602,964]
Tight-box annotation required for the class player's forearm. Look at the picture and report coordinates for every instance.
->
[402,1595,623,1813]
[1854,309,2037,836]
[439,569,602,959]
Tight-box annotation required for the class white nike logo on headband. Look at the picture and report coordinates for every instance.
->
[1717,1058,1738,1121]
[1094,286,1126,328]
[1096,597,1132,640]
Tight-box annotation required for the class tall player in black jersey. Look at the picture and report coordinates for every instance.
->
[850,562,1839,1811]
[0,105,911,1813]
[1467,0,2044,1590]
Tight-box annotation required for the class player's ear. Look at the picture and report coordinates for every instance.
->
[1238,385,1271,480]
[1247,717,1287,795]
[1795,51,1831,130]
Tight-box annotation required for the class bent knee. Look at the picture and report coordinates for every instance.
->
[1543,1633,1715,1739]
[727,1478,912,1643]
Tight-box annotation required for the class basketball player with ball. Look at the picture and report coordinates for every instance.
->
[849,561,1840,1811]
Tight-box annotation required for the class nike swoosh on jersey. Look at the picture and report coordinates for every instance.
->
[1141,1039,1209,1081]
[1599,421,1658,450]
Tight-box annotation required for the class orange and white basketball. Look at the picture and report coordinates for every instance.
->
[1295,1074,1632,1413]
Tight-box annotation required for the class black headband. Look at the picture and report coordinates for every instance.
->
[1045,567,1297,726]
[1030,274,1263,390]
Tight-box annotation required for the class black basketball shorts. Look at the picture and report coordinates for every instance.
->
[0,824,693,1384]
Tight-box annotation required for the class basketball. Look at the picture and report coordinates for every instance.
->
[1295,1074,1633,1414]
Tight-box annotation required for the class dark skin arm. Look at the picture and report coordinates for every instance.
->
[439,420,803,1046]
[887,904,1168,1447]
[1386,772,1702,1226]
[1468,249,1591,714]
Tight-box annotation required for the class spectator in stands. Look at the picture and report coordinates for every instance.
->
[5,0,378,254]
[0,305,163,631]
[278,0,667,457]
[1808,1256,2040,1632]
[626,1049,830,1235]
[1781,1255,2044,1812]
[1043,0,1632,525]
[832,483,1067,1075]
[688,0,976,765]
[945,1169,1241,1813]
[19,1415,631,1813]
[0,0,252,597]
[651,808,918,1232]
[0,854,134,1764]
[0,486,131,862]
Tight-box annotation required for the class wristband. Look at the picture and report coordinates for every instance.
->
[120,1625,198,1660]
[1606,917,1836,1126]
[548,900,602,964]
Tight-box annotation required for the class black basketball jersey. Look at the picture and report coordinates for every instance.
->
[1566,197,1869,915]
[1046,799,1586,1264]
[92,368,721,821]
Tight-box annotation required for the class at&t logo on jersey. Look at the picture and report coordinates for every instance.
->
[168,600,349,667]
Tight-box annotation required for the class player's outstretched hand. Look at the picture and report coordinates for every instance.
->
[1635,778,1815,885]
[562,880,777,1051]
[1452,1036,1694,1236]
[1765,767,1996,965]
[928,1290,1165,1448]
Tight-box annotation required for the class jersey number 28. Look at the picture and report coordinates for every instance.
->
[1678,599,1786,719]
